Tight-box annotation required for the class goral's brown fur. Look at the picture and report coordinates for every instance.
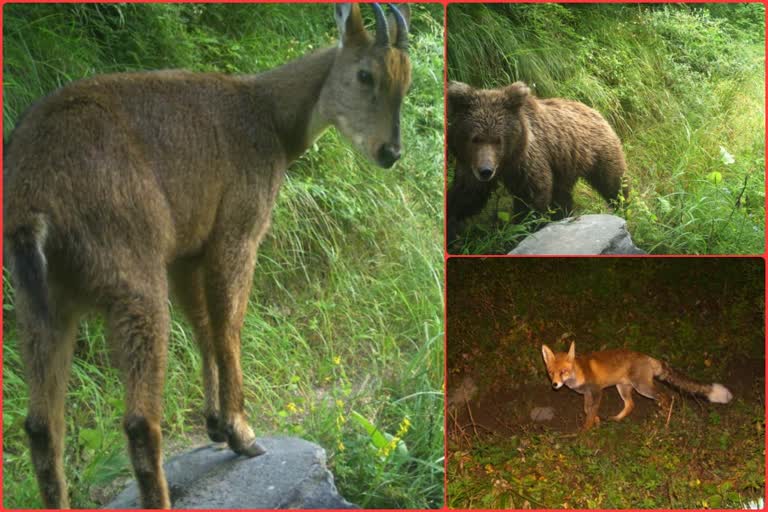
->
[4,4,410,509]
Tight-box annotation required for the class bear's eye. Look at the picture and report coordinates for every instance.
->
[357,69,374,86]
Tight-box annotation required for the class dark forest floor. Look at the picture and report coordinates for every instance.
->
[447,355,764,509]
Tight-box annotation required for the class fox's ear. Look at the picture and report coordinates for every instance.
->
[541,345,554,365]
[567,341,576,361]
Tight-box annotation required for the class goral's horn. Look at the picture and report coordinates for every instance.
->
[371,3,389,47]
[388,4,408,51]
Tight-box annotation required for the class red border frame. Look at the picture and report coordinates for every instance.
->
[0,1,766,511]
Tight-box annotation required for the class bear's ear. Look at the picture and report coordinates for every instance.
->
[447,81,475,118]
[502,81,530,111]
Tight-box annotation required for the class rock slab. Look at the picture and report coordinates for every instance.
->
[509,214,645,255]
[105,437,357,509]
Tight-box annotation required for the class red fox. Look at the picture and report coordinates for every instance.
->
[541,342,732,430]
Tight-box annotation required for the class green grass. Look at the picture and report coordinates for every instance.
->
[447,4,765,254]
[446,258,764,508]
[2,4,444,508]
[449,413,764,509]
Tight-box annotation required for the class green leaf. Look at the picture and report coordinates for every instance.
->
[350,410,390,450]
[707,171,723,184]
[708,494,722,508]
[78,428,103,450]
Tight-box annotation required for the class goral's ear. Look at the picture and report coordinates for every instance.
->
[335,3,367,48]
[389,4,411,29]
[448,81,475,119]
[387,4,411,49]
[502,81,530,111]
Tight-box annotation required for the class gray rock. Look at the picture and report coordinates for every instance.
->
[509,214,645,255]
[105,437,357,509]
[530,406,555,422]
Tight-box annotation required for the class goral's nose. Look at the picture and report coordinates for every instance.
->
[377,143,401,168]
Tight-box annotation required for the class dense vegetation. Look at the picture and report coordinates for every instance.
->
[3,4,444,508]
[447,4,765,254]
[446,258,764,508]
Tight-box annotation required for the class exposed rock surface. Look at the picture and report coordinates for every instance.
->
[105,437,357,509]
[509,214,645,255]
[530,406,555,422]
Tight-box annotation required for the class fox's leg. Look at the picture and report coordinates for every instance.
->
[633,378,671,414]
[610,384,635,421]
[583,389,602,430]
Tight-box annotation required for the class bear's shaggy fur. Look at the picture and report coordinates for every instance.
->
[447,81,628,241]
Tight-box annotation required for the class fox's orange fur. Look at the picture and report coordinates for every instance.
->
[541,342,732,430]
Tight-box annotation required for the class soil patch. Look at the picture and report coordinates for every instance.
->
[448,356,763,438]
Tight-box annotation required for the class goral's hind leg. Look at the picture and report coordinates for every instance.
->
[170,258,226,443]
[107,271,171,509]
[20,286,80,509]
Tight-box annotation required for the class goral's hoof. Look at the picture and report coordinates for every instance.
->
[226,418,265,457]
[234,439,267,457]
[206,415,228,443]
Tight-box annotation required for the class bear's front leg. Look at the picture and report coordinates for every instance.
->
[447,167,494,242]
[504,162,553,216]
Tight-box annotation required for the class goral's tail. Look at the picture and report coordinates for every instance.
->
[5,214,50,322]
[656,361,732,404]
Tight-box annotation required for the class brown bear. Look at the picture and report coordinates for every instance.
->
[447,81,628,242]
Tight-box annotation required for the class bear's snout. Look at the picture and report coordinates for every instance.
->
[472,144,500,182]
[478,166,495,181]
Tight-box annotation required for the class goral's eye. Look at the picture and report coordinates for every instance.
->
[471,135,481,144]
[357,69,373,86]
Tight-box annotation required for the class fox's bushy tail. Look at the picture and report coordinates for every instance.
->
[656,362,732,404]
